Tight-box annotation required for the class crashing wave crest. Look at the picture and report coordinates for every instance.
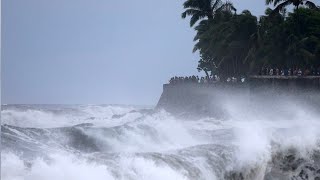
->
[2,100,320,180]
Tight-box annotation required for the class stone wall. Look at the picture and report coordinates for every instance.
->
[249,76,320,92]
[156,76,320,117]
[156,83,249,117]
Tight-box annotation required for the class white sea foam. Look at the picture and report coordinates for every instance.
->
[1,105,138,128]
[1,152,190,180]
[1,152,114,180]
[2,96,320,180]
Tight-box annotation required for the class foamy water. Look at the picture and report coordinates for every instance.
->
[2,98,320,180]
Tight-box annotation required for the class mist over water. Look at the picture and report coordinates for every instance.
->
[2,92,320,180]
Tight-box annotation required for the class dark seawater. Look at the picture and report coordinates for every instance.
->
[2,102,320,180]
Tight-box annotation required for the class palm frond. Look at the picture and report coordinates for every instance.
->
[211,0,222,11]
[183,0,201,9]
[217,1,236,13]
[266,0,274,5]
[305,1,318,9]
[226,1,237,13]
[190,13,206,27]
[273,0,285,6]
[182,9,202,19]
[272,1,292,15]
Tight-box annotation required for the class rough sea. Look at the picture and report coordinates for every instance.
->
[2,100,320,180]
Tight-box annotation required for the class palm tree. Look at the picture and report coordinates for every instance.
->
[181,0,236,27]
[266,0,318,13]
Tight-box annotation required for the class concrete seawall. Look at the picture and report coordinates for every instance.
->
[156,76,320,117]
[156,83,249,117]
[249,76,320,92]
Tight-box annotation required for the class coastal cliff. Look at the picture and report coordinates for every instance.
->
[156,76,320,117]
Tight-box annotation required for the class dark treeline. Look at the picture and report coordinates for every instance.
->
[182,0,320,79]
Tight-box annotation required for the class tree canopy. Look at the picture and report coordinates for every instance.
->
[266,0,318,13]
[181,0,236,27]
[182,0,320,78]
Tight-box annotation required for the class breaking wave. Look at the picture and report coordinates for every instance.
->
[2,98,320,180]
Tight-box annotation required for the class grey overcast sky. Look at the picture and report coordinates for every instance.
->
[2,0,268,105]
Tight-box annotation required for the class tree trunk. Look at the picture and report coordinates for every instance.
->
[204,70,209,79]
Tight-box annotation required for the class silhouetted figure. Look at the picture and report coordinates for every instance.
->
[297,69,302,76]
[304,68,311,76]
[200,77,204,83]
[269,68,274,76]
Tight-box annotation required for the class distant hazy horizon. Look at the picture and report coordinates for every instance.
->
[2,0,268,105]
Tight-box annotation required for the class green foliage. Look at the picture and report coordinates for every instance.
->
[250,8,320,69]
[266,0,318,13]
[284,8,320,66]
[181,0,236,27]
[182,0,320,76]
[193,9,258,77]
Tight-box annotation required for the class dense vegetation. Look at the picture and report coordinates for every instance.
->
[182,0,320,78]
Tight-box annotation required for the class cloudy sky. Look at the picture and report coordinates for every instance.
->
[2,0,271,105]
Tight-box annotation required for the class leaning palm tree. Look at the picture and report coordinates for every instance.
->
[181,0,236,27]
[266,0,318,13]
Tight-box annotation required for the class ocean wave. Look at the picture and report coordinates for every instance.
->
[1,105,142,128]
[2,103,320,179]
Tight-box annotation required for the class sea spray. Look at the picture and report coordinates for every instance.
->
[2,94,320,180]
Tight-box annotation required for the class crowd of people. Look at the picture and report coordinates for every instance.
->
[168,66,320,85]
[169,76,219,84]
[168,75,246,84]
[259,67,320,76]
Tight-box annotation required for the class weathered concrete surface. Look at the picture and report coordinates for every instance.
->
[249,76,320,92]
[156,76,320,117]
[156,83,249,117]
